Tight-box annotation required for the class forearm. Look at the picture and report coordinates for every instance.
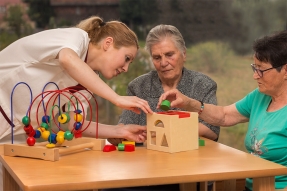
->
[186,99,226,126]
[59,48,119,105]
[198,123,218,140]
[81,121,122,139]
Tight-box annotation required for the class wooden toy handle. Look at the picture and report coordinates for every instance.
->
[59,142,94,155]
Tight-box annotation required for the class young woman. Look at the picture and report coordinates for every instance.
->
[0,16,152,143]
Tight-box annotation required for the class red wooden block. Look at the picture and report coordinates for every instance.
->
[124,144,135,152]
[103,144,117,152]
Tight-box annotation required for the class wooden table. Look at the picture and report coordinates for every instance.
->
[1,138,287,191]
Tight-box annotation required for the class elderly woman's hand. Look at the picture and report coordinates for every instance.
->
[157,89,191,110]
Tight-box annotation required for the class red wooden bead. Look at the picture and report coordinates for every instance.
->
[26,137,36,146]
[23,124,33,134]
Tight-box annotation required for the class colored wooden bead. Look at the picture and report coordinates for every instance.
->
[57,131,65,136]
[74,109,82,114]
[22,116,30,126]
[37,127,45,134]
[28,129,36,137]
[34,130,41,138]
[46,143,55,148]
[40,122,49,130]
[58,113,70,124]
[26,137,36,146]
[56,133,65,144]
[41,131,50,140]
[74,114,83,122]
[42,115,50,123]
[74,122,82,130]
[48,133,57,144]
[23,124,33,134]
[64,130,74,141]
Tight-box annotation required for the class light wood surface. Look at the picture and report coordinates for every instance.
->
[1,138,287,191]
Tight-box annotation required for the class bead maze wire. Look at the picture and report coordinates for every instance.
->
[10,82,99,147]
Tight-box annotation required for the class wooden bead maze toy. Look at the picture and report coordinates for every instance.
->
[4,82,105,161]
[146,111,198,153]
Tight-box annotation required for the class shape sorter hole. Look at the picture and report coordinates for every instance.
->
[161,134,168,147]
[154,120,164,128]
[150,131,156,145]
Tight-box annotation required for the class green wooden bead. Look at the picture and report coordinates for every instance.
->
[22,116,30,126]
[64,131,74,141]
[40,122,49,130]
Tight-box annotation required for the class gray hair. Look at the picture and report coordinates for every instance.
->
[145,25,186,55]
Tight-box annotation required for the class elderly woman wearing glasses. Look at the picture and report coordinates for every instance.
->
[158,30,287,191]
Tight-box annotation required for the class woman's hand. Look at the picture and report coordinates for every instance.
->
[157,89,190,110]
[115,96,152,114]
[115,124,147,143]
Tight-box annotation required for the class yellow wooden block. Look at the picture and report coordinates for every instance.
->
[122,141,135,145]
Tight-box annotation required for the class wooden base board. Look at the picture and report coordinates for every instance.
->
[4,137,105,161]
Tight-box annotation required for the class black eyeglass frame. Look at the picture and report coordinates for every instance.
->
[250,64,281,77]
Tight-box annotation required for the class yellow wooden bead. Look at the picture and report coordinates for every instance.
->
[37,127,45,134]
[58,114,68,124]
[46,143,55,148]
[57,131,65,136]
[74,114,83,122]
[41,131,50,140]
[56,134,65,144]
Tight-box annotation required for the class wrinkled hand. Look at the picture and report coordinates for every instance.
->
[116,124,147,143]
[115,96,152,114]
[157,89,189,109]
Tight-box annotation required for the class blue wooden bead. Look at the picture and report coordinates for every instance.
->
[42,115,50,123]
[75,122,82,130]
[48,133,57,144]
[34,130,41,138]
[74,109,82,114]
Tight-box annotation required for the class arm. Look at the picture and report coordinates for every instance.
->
[158,89,248,127]
[194,79,219,140]
[199,123,217,140]
[58,48,152,114]
[107,82,143,145]
[68,118,146,143]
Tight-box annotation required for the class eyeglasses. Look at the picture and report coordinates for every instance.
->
[250,64,280,78]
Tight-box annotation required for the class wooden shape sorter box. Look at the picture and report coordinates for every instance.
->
[146,111,198,153]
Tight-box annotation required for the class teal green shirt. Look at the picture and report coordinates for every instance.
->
[236,88,287,190]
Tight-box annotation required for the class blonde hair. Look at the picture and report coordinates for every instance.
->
[76,16,139,49]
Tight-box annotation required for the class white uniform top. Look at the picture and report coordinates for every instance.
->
[0,28,91,142]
